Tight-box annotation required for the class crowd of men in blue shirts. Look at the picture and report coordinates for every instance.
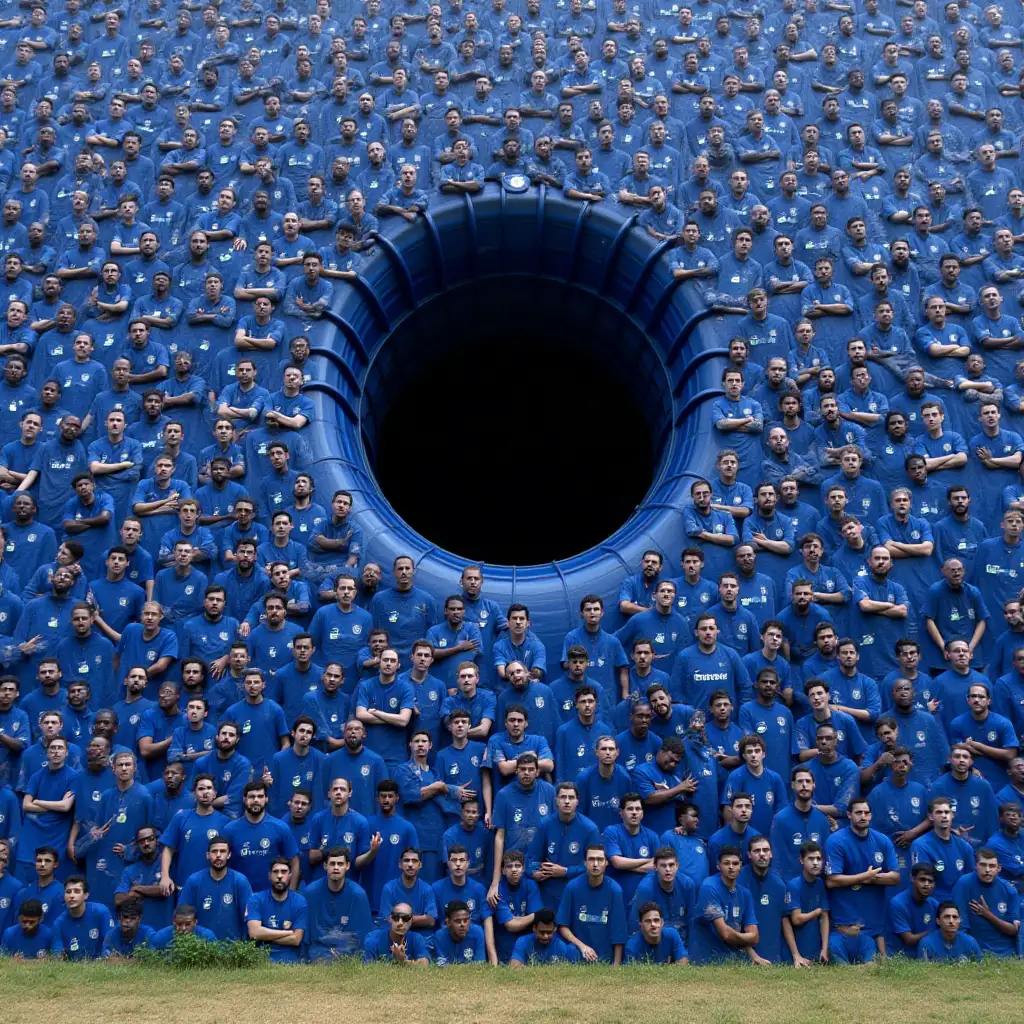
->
[2,0,1024,973]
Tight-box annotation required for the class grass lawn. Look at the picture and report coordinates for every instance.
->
[2,958,1023,1024]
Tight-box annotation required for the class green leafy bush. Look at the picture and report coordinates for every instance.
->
[133,934,270,970]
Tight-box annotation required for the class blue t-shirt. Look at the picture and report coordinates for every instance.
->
[178,868,254,941]
[147,924,218,950]
[509,931,582,964]
[323,746,388,818]
[910,829,976,901]
[672,643,751,710]
[378,876,438,925]
[624,925,688,963]
[115,857,173,931]
[431,921,488,964]
[555,873,627,963]
[952,871,1021,956]
[354,676,416,766]
[308,603,374,689]
[243,888,308,962]
[886,888,939,958]
[50,902,115,959]
[784,872,830,962]
[919,928,983,961]
[304,876,374,960]
[1,922,52,958]
[689,874,758,964]
[929,772,1000,849]
[824,826,898,935]
[369,586,439,662]
[158,807,230,887]
[308,807,371,880]
[492,778,556,853]
[362,926,431,962]
[627,869,695,943]
[101,923,154,958]
[738,864,788,963]
[722,765,788,835]
[221,813,300,891]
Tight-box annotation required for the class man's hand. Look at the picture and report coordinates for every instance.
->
[210,654,231,678]
[18,634,43,654]
[969,894,993,920]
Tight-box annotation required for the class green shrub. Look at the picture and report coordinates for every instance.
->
[133,934,270,970]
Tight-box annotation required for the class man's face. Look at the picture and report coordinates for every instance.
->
[585,848,607,880]
[207,843,230,872]
[929,798,955,834]
[243,784,268,817]
[63,882,86,912]
[814,718,836,754]
[575,690,596,719]
[516,760,539,786]
[113,755,135,783]
[844,800,872,834]
[639,908,664,945]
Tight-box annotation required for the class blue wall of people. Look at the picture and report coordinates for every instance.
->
[2,0,1024,972]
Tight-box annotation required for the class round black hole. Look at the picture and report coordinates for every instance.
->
[368,276,660,565]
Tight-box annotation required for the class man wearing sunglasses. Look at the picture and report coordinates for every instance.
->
[362,902,431,964]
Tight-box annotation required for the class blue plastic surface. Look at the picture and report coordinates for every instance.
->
[302,184,728,659]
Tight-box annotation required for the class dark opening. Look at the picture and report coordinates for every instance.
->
[370,277,659,564]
